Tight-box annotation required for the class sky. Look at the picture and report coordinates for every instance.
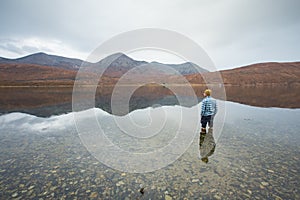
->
[0,0,299,70]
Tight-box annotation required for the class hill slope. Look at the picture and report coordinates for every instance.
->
[187,62,300,87]
[0,52,87,70]
[0,63,77,86]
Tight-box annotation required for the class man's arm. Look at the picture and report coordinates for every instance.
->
[201,99,206,116]
[214,100,218,115]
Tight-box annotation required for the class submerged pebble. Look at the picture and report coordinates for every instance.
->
[116,181,125,187]
[261,182,269,186]
[191,179,199,183]
[89,192,98,198]
[165,194,172,200]
[28,185,35,190]
[11,192,18,198]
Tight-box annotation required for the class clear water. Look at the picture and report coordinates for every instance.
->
[0,101,299,199]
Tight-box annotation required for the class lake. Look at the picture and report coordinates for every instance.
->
[0,87,299,199]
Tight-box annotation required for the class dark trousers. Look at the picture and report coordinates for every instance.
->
[201,115,214,128]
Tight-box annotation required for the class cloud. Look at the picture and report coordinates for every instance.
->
[0,0,299,69]
[0,41,24,55]
[0,38,88,59]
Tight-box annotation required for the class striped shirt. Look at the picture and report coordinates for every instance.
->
[201,96,217,116]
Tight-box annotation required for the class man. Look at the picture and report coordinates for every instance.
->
[200,89,217,134]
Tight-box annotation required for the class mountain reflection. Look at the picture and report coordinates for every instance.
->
[0,85,299,117]
[224,86,300,108]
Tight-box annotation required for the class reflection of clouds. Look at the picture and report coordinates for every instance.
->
[199,128,216,163]
[79,104,200,173]
[0,100,225,172]
[0,108,109,132]
[0,111,71,132]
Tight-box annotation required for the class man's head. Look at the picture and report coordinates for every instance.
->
[203,89,211,97]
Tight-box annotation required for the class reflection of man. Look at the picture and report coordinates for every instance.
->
[199,128,216,163]
[201,89,217,134]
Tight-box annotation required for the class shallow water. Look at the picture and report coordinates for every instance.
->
[0,102,299,199]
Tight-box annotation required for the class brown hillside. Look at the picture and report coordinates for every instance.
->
[220,62,300,86]
[0,63,77,86]
[186,62,300,87]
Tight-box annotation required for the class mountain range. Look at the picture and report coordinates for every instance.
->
[0,52,208,76]
[0,52,84,70]
[0,52,299,88]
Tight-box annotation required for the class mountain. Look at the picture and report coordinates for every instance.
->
[0,52,209,76]
[98,53,147,69]
[186,61,300,87]
[0,52,89,70]
[220,62,300,87]
[0,52,299,88]
[92,53,208,77]
[92,53,148,77]
[0,63,77,86]
[167,62,208,74]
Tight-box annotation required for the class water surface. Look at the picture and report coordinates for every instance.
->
[0,101,299,199]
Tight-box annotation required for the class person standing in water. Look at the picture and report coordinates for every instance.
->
[200,89,217,134]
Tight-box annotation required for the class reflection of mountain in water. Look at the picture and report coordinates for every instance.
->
[225,86,300,108]
[0,85,299,117]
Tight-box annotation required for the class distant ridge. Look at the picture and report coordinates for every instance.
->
[186,61,300,87]
[0,52,299,88]
[0,52,88,70]
[0,52,209,75]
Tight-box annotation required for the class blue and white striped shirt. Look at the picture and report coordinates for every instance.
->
[201,96,217,116]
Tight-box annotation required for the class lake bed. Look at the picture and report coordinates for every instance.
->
[0,101,299,199]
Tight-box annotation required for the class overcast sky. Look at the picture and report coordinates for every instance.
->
[0,0,299,70]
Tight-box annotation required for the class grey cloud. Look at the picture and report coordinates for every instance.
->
[0,0,299,69]
[0,39,54,58]
[22,45,41,54]
[0,41,24,55]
